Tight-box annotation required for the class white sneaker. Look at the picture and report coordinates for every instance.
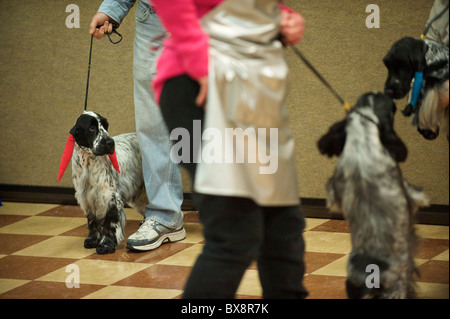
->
[126,219,186,251]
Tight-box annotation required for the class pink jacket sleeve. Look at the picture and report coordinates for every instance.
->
[151,0,209,81]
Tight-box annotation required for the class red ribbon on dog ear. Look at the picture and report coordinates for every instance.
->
[108,151,121,174]
[58,133,76,182]
[58,133,120,181]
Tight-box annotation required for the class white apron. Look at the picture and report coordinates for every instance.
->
[194,0,300,206]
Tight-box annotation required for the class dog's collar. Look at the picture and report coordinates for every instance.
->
[350,109,381,129]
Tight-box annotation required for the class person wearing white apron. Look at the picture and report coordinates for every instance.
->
[152,0,308,298]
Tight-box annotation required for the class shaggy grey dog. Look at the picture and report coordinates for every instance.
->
[318,92,429,298]
[67,111,147,254]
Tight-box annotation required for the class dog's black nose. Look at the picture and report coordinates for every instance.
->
[106,139,114,148]
[104,139,115,154]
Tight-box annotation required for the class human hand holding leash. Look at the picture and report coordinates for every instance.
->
[280,10,305,46]
[89,13,115,39]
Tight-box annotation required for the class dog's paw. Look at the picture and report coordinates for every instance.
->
[401,104,414,116]
[96,244,116,255]
[96,237,116,254]
[84,236,100,249]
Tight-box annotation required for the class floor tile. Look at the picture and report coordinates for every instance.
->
[0,202,59,216]
[416,238,449,259]
[0,233,51,254]
[310,219,350,233]
[114,264,192,290]
[0,255,77,280]
[304,252,346,274]
[12,236,96,259]
[157,244,204,267]
[0,215,30,228]
[416,282,449,299]
[416,260,449,284]
[304,218,329,231]
[183,223,204,244]
[312,255,348,277]
[415,224,449,240]
[303,275,347,299]
[0,216,86,236]
[0,281,105,299]
[0,278,30,295]
[236,269,262,297]
[303,231,351,254]
[38,205,85,217]
[85,242,195,264]
[432,249,449,261]
[36,259,151,286]
[82,285,182,299]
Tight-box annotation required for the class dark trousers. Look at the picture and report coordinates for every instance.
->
[160,75,308,298]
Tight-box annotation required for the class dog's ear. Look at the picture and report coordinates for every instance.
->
[94,113,109,131]
[318,119,347,157]
[100,117,109,131]
[69,124,78,138]
[410,40,427,72]
[380,129,408,162]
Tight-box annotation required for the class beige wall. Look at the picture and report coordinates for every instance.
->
[0,0,448,204]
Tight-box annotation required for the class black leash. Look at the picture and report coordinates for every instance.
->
[84,27,122,111]
[290,46,351,111]
[421,3,449,40]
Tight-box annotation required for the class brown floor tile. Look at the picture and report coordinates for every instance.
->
[38,205,85,218]
[114,264,192,290]
[0,215,30,228]
[304,252,346,274]
[0,255,77,280]
[0,281,105,299]
[0,233,51,254]
[416,238,449,259]
[304,275,347,299]
[183,211,200,223]
[85,242,195,264]
[310,219,350,233]
[60,224,88,237]
[416,260,450,284]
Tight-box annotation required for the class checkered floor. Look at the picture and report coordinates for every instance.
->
[0,201,448,299]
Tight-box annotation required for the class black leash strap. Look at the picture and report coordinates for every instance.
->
[84,27,122,112]
[84,35,94,111]
[421,3,449,40]
[291,46,350,111]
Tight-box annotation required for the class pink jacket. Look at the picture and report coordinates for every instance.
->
[150,0,293,104]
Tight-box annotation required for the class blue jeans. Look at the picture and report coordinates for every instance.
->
[133,1,183,229]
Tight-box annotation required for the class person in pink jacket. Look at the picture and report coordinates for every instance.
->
[152,0,308,298]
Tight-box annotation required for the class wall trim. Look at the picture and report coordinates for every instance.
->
[0,184,448,225]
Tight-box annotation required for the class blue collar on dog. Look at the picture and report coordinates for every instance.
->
[410,71,423,108]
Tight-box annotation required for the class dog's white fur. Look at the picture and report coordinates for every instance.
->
[418,80,449,139]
